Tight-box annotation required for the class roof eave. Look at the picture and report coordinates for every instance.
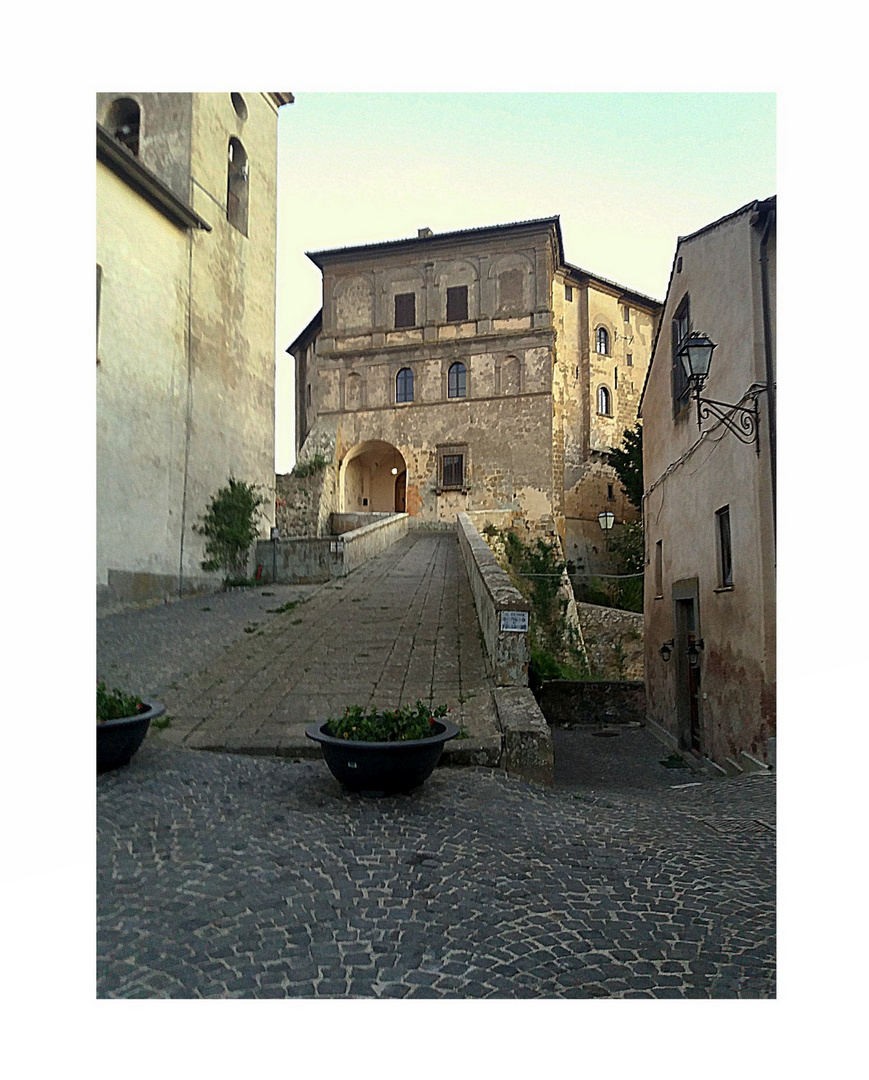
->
[97,124,211,232]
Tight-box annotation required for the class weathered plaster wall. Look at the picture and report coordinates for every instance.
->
[641,202,775,770]
[97,92,283,610]
[96,164,192,601]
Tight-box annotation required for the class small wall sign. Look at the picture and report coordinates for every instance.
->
[500,610,529,633]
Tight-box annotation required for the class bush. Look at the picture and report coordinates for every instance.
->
[326,701,449,742]
[195,477,266,582]
[97,681,144,723]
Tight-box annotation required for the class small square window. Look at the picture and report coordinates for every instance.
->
[565,285,573,302]
[394,292,416,329]
[446,285,468,323]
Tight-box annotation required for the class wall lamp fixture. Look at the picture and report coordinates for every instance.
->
[678,333,766,452]
[686,638,705,666]
[659,640,674,662]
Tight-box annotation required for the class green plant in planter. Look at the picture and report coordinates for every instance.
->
[326,701,449,742]
[97,681,144,723]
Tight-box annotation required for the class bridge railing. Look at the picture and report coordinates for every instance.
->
[456,512,531,687]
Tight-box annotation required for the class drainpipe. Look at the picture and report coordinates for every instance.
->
[756,200,776,543]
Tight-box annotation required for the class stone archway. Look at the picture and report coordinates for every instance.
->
[340,440,407,513]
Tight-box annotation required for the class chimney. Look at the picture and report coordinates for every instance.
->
[418,227,433,238]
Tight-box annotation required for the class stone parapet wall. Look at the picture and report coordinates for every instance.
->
[256,513,408,583]
[536,680,646,727]
[577,601,644,680]
[456,512,531,687]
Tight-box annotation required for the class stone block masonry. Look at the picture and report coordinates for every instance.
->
[456,512,531,687]
[255,513,409,584]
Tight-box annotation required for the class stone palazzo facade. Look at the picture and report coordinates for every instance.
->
[288,218,661,570]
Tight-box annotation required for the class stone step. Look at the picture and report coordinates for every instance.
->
[740,750,771,774]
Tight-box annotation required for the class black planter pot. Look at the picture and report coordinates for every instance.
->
[97,701,165,773]
[305,719,460,794]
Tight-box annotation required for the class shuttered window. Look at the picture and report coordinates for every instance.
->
[394,293,416,328]
[446,285,468,322]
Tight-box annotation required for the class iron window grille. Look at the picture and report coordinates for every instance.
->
[441,454,464,488]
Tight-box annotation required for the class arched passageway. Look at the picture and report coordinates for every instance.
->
[340,440,407,513]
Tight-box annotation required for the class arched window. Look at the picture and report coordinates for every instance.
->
[105,97,140,156]
[448,362,467,399]
[597,385,612,415]
[596,327,609,355]
[230,93,248,121]
[396,367,414,403]
[227,138,249,235]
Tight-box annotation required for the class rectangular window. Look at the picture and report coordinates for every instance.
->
[716,506,733,587]
[446,285,468,323]
[623,304,630,322]
[438,444,467,490]
[442,454,464,488]
[394,292,416,328]
[565,285,573,302]
[654,540,663,596]
[614,368,618,390]
[626,353,633,367]
[672,295,691,413]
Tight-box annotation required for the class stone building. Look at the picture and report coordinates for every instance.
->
[97,92,293,612]
[286,218,660,569]
[639,197,776,774]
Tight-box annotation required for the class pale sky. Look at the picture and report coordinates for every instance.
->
[274,91,775,471]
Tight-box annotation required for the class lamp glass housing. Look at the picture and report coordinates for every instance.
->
[598,511,615,532]
[679,333,717,381]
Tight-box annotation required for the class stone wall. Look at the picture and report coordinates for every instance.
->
[256,513,409,583]
[275,463,337,538]
[577,601,644,680]
[456,513,531,687]
[536,680,646,727]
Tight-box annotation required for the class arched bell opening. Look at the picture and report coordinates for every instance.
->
[340,440,407,513]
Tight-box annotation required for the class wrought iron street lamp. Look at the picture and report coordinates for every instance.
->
[659,640,673,662]
[597,511,615,554]
[678,332,765,451]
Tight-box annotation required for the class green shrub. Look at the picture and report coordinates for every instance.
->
[195,477,265,582]
[97,681,144,723]
[326,701,449,742]
[291,454,328,479]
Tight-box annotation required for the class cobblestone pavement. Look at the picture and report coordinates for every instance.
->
[97,743,775,999]
[98,531,499,759]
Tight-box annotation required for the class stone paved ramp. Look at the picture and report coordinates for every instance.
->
[145,530,501,764]
[97,746,775,998]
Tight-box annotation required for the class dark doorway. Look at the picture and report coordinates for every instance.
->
[395,470,407,512]
[674,590,702,755]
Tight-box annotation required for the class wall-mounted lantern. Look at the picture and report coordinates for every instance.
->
[678,332,766,451]
[659,640,674,662]
[686,638,705,666]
